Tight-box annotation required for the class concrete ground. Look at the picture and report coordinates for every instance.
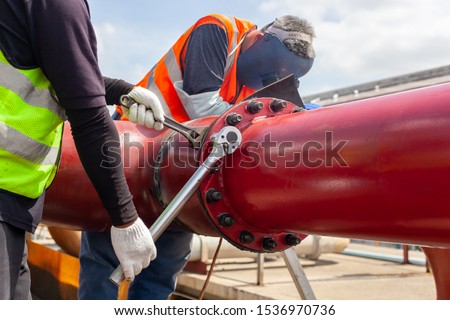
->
[27,229,436,300]
[175,243,435,300]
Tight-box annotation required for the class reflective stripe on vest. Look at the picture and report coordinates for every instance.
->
[0,50,65,198]
[133,15,256,122]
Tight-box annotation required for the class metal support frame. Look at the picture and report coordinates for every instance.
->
[282,247,317,300]
[256,253,264,286]
[254,248,316,299]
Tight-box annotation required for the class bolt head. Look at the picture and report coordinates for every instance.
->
[218,214,235,227]
[206,189,223,203]
[284,234,302,246]
[270,99,287,112]
[239,231,255,244]
[262,237,278,251]
[246,101,264,114]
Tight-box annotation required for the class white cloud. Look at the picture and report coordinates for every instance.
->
[94,21,179,84]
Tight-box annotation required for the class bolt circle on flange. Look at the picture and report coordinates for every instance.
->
[198,97,307,253]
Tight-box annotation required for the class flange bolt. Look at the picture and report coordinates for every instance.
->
[262,237,278,251]
[225,113,243,126]
[270,99,287,112]
[239,231,255,244]
[206,189,223,203]
[246,100,264,114]
[218,213,235,227]
[292,106,305,113]
[284,234,302,246]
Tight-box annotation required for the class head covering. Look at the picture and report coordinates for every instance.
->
[236,30,314,90]
[266,24,313,45]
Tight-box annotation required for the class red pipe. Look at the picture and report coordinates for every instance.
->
[198,83,450,249]
[43,83,450,250]
[43,117,212,231]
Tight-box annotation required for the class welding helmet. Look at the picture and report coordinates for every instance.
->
[237,30,314,90]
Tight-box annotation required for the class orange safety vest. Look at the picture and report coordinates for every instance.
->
[118,14,256,122]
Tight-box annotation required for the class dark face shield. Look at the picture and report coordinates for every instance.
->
[236,33,314,90]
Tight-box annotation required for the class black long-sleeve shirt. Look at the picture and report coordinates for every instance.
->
[0,0,136,231]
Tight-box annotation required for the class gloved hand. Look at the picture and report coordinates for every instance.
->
[110,217,157,282]
[122,86,165,130]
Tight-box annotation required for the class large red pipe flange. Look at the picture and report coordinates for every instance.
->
[197,98,308,253]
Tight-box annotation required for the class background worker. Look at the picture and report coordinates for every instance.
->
[79,14,317,300]
[0,0,162,299]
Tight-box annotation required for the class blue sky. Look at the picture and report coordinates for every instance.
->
[89,0,450,96]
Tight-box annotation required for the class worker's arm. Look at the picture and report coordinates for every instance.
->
[64,107,136,225]
[28,0,155,281]
[104,77,134,106]
[29,1,134,226]
[182,24,228,94]
[175,23,231,118]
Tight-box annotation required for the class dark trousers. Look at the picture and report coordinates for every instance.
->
[0,221,31,300]
[79,227,193,300]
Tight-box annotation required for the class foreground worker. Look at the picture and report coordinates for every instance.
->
[79,14,316,299]
[0,0,163,299]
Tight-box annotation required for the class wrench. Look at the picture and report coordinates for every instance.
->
[109,125,242,286]
[120,95,201,148]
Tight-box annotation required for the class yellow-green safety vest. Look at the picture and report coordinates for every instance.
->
[0,50,65,199]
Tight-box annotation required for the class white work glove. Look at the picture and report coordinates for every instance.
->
[122,86,165,130]
[110,217,157,282]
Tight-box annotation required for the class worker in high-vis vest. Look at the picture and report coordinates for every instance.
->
[0,0,164,300]
[80,14,316,300]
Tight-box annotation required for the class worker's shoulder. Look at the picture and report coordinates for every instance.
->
[192,14,254,36]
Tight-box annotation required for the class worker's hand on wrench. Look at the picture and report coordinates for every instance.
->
[122,86,165,130]
[110,217,157,282]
